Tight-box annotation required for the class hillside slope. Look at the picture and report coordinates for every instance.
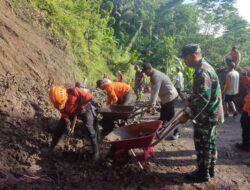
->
[0,0,81,117]
[0,0,78,80]
[0,1,81,188]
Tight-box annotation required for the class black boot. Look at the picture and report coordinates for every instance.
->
[235,143,250,152]
[185,166,210,182]
[94,117,101,141]
[50,135,61,152]
[90,136,100,161]
[50,119,68,152]
[209,163,215,178]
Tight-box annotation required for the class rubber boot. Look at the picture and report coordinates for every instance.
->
[50,135,61,152]
[235,143,250,152]
[90,136,100,161]
[94,118,100,141]
[209,162,215,178]
[185,165,210,182]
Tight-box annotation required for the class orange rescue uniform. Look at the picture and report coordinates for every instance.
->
[60,87,92,119]
[103,82,130,105]
[243,91,250,116]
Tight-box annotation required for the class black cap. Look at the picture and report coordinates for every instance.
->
[142,62,152,72]
[96,80,103,88]
[181,44,201,57]
[75,82,84,88]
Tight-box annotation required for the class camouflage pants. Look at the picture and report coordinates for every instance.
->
[134,86,143,101]
[193,123,217,169]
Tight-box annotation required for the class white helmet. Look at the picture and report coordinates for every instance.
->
[96,79,111,88]
[102,78,111,84]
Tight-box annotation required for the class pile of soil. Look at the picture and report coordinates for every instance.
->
[0,1,249,189]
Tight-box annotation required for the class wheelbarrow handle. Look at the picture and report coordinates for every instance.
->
[155,125,163,140]
[156,109,184,136]
[150,109,185,146]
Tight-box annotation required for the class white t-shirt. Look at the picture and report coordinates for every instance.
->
[226,70,239,95]
[176,72,184,89]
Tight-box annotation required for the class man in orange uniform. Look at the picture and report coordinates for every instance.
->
[236,76,250,151]
[49,86,100,161]
[96,79,132,105]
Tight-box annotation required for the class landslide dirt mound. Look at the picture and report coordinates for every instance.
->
[0,0,81,189]
[0,0,81,115]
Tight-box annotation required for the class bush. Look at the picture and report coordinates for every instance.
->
[12,0,133,86]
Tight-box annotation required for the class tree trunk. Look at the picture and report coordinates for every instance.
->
[125,21,143,52]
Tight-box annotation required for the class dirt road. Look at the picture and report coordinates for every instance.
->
[0,0,249,189]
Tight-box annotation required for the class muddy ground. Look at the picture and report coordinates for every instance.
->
[1,97,250,190]
[0,0,250,189]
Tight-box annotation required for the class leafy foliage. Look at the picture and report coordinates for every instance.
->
[12,0,132,85]
[12,0,250,88]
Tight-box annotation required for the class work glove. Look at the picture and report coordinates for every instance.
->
[147,104,156,115]
[179,111,189,124]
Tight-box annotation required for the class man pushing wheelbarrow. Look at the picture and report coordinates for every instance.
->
[96,79,147,133]
[96,79,133,131]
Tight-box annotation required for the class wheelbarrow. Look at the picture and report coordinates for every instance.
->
[98,104,148,120]
[97,104,148,132]
[104,109,185,169]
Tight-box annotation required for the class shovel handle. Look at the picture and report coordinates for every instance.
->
[69,115,77,136]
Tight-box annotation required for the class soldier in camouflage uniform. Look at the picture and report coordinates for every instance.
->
[180,44,224,182]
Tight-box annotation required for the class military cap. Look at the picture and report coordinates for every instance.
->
[181,44,201,57]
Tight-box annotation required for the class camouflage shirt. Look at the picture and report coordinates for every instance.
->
[134,71,144,88]
[189,59,224,124]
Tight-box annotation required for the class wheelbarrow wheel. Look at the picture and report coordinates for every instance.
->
[113,149,131,165]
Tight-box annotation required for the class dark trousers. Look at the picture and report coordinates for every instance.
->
[160,99,175,124]
[51,105,97,148]
[240,111,250,147]
[176,88,185,101]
